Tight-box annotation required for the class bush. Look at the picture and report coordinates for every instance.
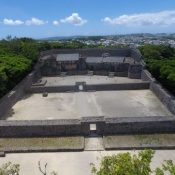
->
[91,150,175,175]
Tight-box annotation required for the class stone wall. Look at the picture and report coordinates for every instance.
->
[41,48,130,57]
[0,63,41,118]
[0,116,175,137]
[29,82,150,93]
[141,69,175,115]
[128,64,143,79]
[40,48,143,77]
[130,48,143,63]
[104,117,175,135]
[0,120,81,137]
[40,48,142,62]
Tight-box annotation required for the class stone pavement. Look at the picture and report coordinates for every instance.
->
[1,150,175,175]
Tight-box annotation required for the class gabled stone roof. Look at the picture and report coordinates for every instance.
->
[86,56,126,63]
[103,57,125,63]
[86,57,103,63]
[56,53,79,62]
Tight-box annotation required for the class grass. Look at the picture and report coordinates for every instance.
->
[134,134,175,145]
[0,137,84,150]
[104,134,175,147]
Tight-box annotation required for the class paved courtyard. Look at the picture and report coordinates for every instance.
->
[1,150,175,175]
[4,90,172,120]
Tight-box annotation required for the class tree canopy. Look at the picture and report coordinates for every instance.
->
[91,150,175,175]
[139,44,175,95]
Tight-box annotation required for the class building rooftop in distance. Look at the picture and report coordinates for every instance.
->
[56,53,79,62]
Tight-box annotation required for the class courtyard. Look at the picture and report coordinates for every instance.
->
[1,150,175,175]
[4,90,172,120]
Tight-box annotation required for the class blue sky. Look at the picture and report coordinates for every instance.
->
[0,0,175,38]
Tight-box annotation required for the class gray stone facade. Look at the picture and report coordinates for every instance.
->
[0,48,175,138]
[0,116,175,137]
[39,48,143,78]
[0,62,40,118]
[141,69,175,115]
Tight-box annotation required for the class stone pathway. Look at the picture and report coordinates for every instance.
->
[84,137,104,151]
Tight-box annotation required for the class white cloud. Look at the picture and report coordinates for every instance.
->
[25,18,48,26]
[53,20,59,26]
[3,18,24,25]
[60,13,87,26]
[102,10,175,26]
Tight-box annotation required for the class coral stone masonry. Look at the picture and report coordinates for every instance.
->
[0,48,175,137]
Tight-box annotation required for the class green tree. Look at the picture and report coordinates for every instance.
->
[91,150,154,175]
[0,162,20,175]
[91,150,175,175]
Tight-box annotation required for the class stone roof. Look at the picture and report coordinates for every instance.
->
[56,53,79,62]
[86,56,126,63]
[103,57,125,63]
[86,57,103,63]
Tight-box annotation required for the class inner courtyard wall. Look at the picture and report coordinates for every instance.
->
[0,48,175,137]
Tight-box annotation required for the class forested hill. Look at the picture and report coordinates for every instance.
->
[139,45,175,95]
[0,38,38,97]
[0,37,175,98]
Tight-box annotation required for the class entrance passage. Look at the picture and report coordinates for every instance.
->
[90,123,97,136]
[76,82,86,92]
[84,137,104,151]
[79,85,83,91]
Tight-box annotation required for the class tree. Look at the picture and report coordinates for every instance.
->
[38,161,58,175]
[91,150,175,175]
[0,162,20,175]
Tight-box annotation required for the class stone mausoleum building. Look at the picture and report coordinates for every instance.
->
[39,48,142,78]
[0,48,175,140]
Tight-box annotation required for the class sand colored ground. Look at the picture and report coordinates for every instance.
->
[4,90,172,120]
[1,150,175,175]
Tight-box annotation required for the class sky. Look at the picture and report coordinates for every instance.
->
[0,0,175,38]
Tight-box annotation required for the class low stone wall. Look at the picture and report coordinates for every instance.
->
[0,120,81,137]
[86,82,149,91]
[141,69,156,82]
[105,117,175,135]
[29,85,76,93]
[29,82,150,93]
[141,69,175,115]
[0,116,175,137]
